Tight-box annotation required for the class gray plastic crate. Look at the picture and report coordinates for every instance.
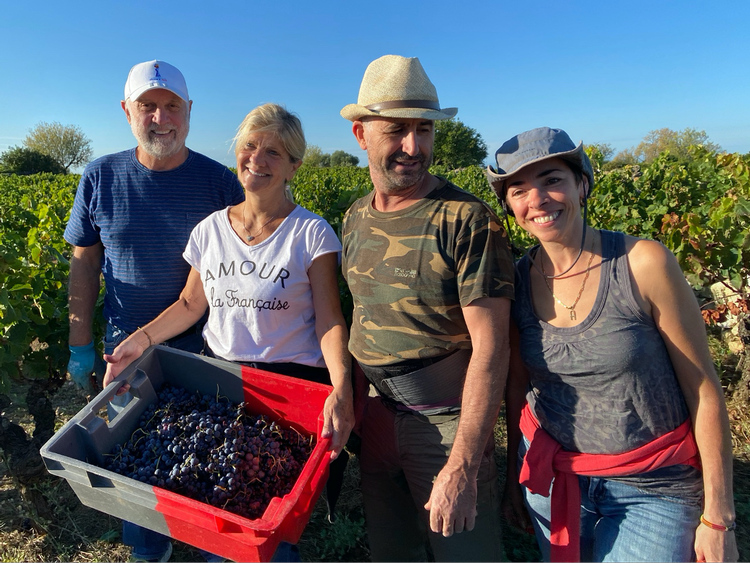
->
[41,345,332,561]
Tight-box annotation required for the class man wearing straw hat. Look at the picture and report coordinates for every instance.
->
[340,55,514,561]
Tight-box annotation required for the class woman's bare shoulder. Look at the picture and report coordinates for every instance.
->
[623,234,687,309]
[623,234,674,275]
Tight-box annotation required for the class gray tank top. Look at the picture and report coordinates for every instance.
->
[514,230,702,499]
[515,230,690,453]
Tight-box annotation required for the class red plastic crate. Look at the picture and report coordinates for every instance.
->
[41,346,333,561]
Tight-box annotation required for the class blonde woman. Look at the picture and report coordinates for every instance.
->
[105,103,354,463]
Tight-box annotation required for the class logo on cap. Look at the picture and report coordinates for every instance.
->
[149,63,167,87]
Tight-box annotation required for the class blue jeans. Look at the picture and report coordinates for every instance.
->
[518,437,701,562]
[270,542,300,562]
[104,322,204,561]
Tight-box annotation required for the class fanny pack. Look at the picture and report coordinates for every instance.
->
[362,349,471,415]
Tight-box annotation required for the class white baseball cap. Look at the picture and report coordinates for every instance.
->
[124,60,189,103]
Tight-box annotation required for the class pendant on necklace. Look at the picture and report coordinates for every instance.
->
[246,235,255,242]
[570,310,577,321]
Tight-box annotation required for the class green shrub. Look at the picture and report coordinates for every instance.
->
[0,147,66,175]
[0,173,79,389]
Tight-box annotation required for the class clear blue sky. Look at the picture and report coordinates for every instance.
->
[2,0,748,172]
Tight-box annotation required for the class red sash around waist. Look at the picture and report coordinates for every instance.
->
[519,402,701,562]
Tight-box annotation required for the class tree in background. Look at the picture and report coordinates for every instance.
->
[587,143,615,163]
[303,145,331,167]
[23,122,93,173]
[0,146,66,175]
[303,145,359,167]
[612,127,721,165]
[330,150,359,167]
[433,118,487,170]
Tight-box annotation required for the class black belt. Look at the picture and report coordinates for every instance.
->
[359,350,457,392]
[359,349,471,415]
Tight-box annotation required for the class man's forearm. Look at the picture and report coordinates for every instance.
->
[68,244,103,346]
[445,297,510,474]
[424,298,510,536]
[446,349,507,475]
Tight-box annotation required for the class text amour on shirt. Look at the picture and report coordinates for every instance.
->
[204,260,291,288]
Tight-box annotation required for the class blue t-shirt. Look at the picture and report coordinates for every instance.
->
[64,148,244,333]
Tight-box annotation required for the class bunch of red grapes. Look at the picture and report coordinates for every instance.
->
[103,385,314,519]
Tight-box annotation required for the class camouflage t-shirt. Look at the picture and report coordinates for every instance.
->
[342,178,515,367]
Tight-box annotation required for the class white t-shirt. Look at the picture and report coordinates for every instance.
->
[183,205,341,367]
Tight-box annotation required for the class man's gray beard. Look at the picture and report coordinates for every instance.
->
[131,120,190,160]
[377,153,433,194]
[380,169,428,194]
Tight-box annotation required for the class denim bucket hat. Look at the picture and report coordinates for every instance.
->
[486,127,594,200]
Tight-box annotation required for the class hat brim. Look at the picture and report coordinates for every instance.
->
[340,104,457,122]
[486,142,586,189]
[127,83,189,103]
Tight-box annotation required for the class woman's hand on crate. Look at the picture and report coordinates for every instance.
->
[102,331,150,395]
[321,386,355,460]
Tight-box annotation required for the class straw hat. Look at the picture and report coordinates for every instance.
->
[340,55,457,122]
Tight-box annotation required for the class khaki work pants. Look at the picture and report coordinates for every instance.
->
[359,396,503,562]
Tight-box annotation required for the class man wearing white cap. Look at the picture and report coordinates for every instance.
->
[340,55,514,561]
[64,60,243,562]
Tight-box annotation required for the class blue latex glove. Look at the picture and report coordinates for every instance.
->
[68,341,96,393]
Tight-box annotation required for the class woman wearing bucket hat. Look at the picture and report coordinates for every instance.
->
[488,127,737,562]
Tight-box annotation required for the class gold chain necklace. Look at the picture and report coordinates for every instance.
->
[241,201,284,242]
[540,235,595,321]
